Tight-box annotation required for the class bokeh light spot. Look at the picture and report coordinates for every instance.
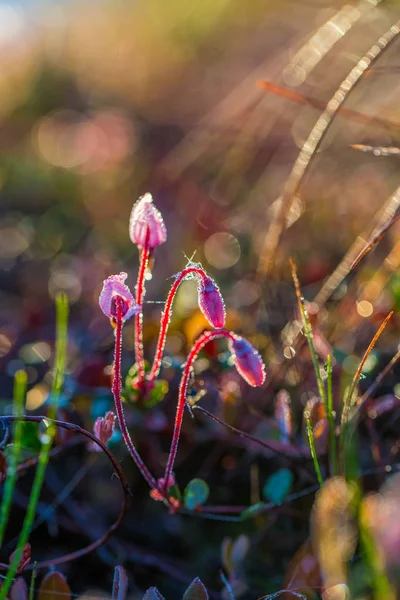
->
[204,232,240,269]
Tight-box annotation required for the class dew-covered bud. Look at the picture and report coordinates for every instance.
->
[129,193,167,249]
[197,275,226,328]
[99,272,140,322]
[229,335,266,387]
[92,411,116,450]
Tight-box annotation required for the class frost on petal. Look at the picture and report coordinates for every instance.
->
[229,335,266,387]
[197,275,226,328]
[99,272,140,321]
[129,193,167,249]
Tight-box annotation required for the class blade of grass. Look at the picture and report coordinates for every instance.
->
[306,418,323,485]
[0,292,68,600]
[326,355,338,476]
[0,370,27,548]
[350,213,400,270]
[290,258,326,406]
[342,311,393,424]
[359,500,394,600]
[28,563,36,600]
[257,20,400,279]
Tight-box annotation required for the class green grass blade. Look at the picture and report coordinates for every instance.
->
[290,258,326,406]
[29,562,37,600]
[326,355,338,476]
[306,418,323,486]
[0,370,27,548]
[0,292,68,600]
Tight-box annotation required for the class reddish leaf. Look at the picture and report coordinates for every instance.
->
[182,578,209,600]
[9,544,31,573]
[10,578,28,600]
[367,395,400,419]
[112,566,128,600]
[38,571,71,600]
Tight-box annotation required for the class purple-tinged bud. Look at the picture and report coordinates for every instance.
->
[197,275,226,328]
[92,411,116,450]
[129,193,167,249]
[229,335,266,387]
[99,272,140,322]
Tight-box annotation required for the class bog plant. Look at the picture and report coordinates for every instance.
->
[99,192,266,505]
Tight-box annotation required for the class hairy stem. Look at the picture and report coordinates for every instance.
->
[163,329,233,493]
[149,266,208,381]
[113,298,159,492]
[134,230,150,385]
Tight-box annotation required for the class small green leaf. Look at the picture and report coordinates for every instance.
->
[124,362,168,407]
[240,502,266,520]
[168,484,182,503]
[143,379,169,408]
[263,469,293,505]
[184,479,209,510]
[182,578,209,600]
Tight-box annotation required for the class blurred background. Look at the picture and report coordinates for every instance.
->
[1,0,400,598]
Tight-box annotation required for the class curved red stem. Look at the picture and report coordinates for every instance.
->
[162,329,234,494]
[113,298,160,492]
[148,267,208,382]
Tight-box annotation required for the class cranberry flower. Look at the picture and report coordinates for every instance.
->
[129,193,167,249]
[229,335,266,387]
[91,411,116,451]
[197,275,226,328]
[99,272,140,322]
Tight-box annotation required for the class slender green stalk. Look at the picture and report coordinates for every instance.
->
[0,370,27,548]
[0,293,68,600]
[326,355,338,476]
[29,563,37,600]
[359,501,394,600]
[290,259,326,406]
[306,418,323,486]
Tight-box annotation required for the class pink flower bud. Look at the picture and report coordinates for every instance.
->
[197,275,226,328]
[129,193,167,249]
[91,411,116,451]
[99,272,140,321]
[229,335,266,387]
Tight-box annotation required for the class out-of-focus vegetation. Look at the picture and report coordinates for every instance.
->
[1,0,400,598]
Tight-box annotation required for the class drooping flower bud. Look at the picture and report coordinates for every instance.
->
[129,193,167,249]
[229,335,266,387]
[92,411,116,450]
[197,275,226,328]
[99,272,140,322]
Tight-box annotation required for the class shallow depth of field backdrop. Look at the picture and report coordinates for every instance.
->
[1,0,400,599]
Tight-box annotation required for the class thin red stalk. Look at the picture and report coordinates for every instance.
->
[113,298,160,492]
[134,230,150,384]
[163,329,234,493]
[148,266,207,381]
